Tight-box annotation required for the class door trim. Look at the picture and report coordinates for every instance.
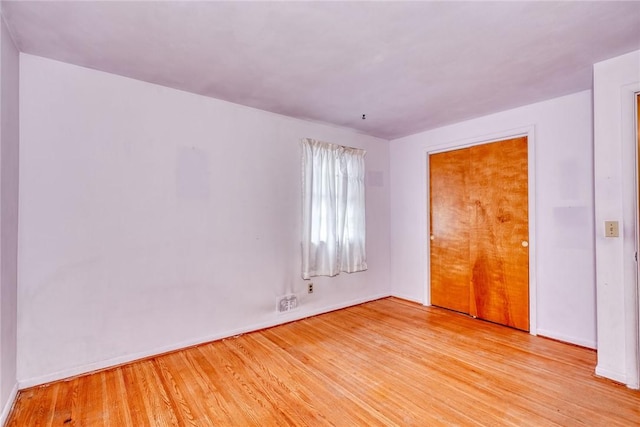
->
[423,126,537,335]
[613,84,640,388]
[635,91,640,389]
[630,89,640,388]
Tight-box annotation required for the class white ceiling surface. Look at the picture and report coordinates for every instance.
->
[3,1,640,140]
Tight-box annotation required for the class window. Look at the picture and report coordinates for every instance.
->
[301,138,367,279]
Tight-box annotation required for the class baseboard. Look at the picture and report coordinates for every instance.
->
[19,292,391,389]
[595,365,628,385]
[536,329,596,349]
[390,292,424,305]
[0,382,18,426]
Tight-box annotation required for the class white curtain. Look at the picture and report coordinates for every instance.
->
[301,138,367,279]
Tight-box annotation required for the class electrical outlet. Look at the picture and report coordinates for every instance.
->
[308,282,314,294]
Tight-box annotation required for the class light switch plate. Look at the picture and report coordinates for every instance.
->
[605,221,619,237]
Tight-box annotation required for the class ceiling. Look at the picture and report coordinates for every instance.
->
[2,1,640,140]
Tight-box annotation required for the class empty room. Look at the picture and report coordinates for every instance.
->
[1,1,640,425]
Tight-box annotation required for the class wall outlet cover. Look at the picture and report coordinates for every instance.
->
[604,220,619,237]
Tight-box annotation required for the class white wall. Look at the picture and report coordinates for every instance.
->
[593,49,640,388]
[0,9,20,424]
[17,54,391,386]
[389,91,596,349]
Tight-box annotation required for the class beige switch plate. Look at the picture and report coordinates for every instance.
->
[605,221,619,237]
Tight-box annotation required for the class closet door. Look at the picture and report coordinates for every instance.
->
[429,137,529,331]
[429,148,471,314]
[468,137,529,331]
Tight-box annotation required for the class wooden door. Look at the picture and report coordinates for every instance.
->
[429,148,471,314]
[430,137,529,331]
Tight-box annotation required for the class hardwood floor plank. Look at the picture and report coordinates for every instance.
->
[246,332,359,426]
[178,348,245,425]
[120,364,153,426]
[6,297,640,426]
[195,342,272,425]
[138,360,181,426]
[108,368,133,426]
[260,323,402,426]
[221,335,330,426]
[310,314,530,426]
[155,352,214,425]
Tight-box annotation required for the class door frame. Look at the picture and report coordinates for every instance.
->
[633,90,640,388]
[613,84,640,388]
[637,91,640,388]
[423,126,537,335]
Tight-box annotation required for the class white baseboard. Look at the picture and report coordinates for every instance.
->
[19,292,391,389]
[536,328,596,349]
[595,365,628,385]
[0,382,18,425]
[390,292,424,305]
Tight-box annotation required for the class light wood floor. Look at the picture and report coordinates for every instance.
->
[6,297,640,426]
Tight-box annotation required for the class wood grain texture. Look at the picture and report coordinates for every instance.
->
[469,137,529,331]
[430,137,529,331]
[6,298,639,426]
[430,147,471,314]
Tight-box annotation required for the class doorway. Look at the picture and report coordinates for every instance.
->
[429,136,529,331]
